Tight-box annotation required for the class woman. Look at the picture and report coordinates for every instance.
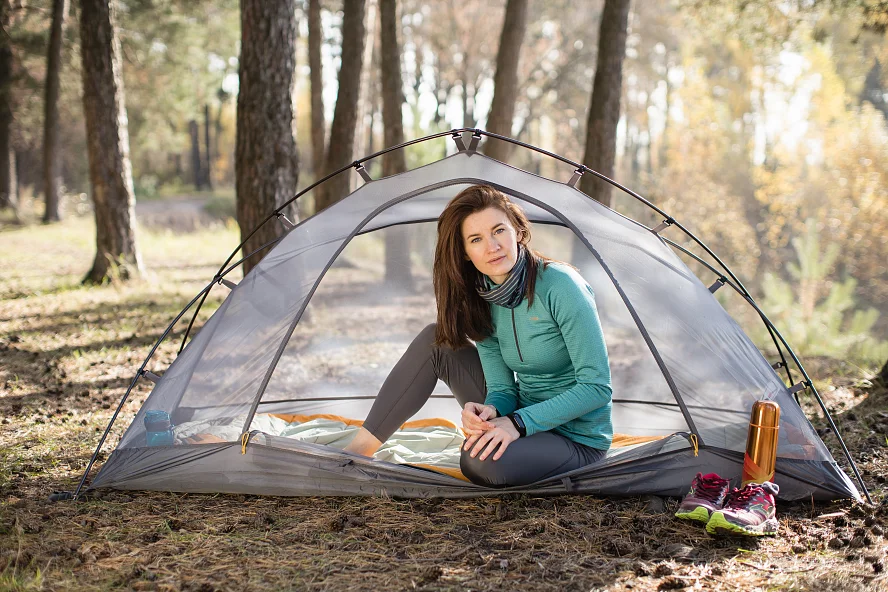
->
[344,185,612,487]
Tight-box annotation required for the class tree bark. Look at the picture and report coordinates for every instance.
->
[579,0,631,208]
[380,0,412,289]
[308,0,325,175]
[43,0,68,222]
[236,0,300,275]
[204,103,213,190]
[314,0,366,214]
[482,0,528,163]
[0,0,16,214]
[80,0,143,283]
[189,119,203,190]
[878,357,888,387]
[353,0,377,189]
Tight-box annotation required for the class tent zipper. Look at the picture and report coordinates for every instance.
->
[511,309,524,362]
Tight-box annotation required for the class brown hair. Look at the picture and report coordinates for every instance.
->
[433,185,551,349]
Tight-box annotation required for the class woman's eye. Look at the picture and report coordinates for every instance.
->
[470,237,481,243]
[494,228,505,235]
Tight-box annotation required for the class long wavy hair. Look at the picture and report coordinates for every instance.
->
[433,185,551,349]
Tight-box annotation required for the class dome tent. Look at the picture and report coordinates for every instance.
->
[72,130,868,502]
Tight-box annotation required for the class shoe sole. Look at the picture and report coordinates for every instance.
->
[675,506,711,525]
[705,512,778,536]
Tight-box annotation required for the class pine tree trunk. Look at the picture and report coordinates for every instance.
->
[380,0,412,289]
[308,0,325,176]
[43,0,68,223]
[80,0,143,283]
[189,119,203,190]
[579,0,631,208]
[236,0,300,276]
[482,0,528,163]
[204,103,213,190]
[314,0,365,213]
[878,358,888,387]
[0,0,16,214]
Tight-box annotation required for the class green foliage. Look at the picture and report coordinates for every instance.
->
[757,220,888,362]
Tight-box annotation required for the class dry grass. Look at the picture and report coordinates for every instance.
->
[1,214,887,591]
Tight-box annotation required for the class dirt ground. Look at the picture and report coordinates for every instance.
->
[1,212,887,591]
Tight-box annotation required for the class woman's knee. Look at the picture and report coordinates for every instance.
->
[460,447,523,488]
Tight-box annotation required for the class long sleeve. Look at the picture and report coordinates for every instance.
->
[517,270,612,437]
[476,331,519,417]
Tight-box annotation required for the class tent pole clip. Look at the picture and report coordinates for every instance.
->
[215,275,238,290]
[451,131,468,152]
[353,162,372,183]
[561,476,575,492]
[140,369,161,384]
[651,218,675,235]
[708,277,726,293]
[275,211,296,230]
[567,166,586,188]
[771,361,785,370]
[788,381,810,395]
[467,130,482,153]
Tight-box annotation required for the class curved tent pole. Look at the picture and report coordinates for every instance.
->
[71,280,218,500]
[662,237,795,388]
[70,234,294,500]
[178,129,463,353]
[661,242,871,502]
[86,128,866,503]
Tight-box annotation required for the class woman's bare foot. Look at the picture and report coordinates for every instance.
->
[343,427,383,457]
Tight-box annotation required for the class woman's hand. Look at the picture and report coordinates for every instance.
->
[465,416,519,461]
[461,402,497,435]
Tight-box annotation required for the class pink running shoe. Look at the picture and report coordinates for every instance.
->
[706,481,779,536]
[675,472,730,524]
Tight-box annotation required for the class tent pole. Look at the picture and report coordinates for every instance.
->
[70,282,216,500]
[662,237,795,388]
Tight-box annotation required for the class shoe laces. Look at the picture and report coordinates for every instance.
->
[693,473,729,503]
[724,481,777,509]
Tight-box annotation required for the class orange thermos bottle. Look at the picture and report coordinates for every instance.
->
[742,400,780,486]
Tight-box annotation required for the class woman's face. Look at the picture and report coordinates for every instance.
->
[460,207,520,284]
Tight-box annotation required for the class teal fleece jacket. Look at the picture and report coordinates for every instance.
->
[478,262,613,450]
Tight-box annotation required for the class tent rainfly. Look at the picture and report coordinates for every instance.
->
[69,130,869,503]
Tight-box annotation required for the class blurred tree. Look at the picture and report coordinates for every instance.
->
[188,118,203,190]
[308,0,325,175]
[879,357,888,386]
[580,0,631,208]
[235,0,300,275]
[80,0,143,283]
[379,0,412,289]
[315,0,366,213]
[0,0,16,215]
[483,0,528,162]
[42,0,68,222]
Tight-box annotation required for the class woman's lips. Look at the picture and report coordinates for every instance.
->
[488,255,507,264]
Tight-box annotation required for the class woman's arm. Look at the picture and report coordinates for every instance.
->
[517,268,612,436]
[475,331,519,417]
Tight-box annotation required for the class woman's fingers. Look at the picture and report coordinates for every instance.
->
[463,433,481,451]
[469,430,494,458]
[492,437,512,461]
[478,434,504,461]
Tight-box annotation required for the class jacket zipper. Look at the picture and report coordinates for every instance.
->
[511,309,524,362]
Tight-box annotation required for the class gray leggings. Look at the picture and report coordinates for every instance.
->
[364,324,606,487]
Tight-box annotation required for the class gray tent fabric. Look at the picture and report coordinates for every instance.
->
[88,144,862,502]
